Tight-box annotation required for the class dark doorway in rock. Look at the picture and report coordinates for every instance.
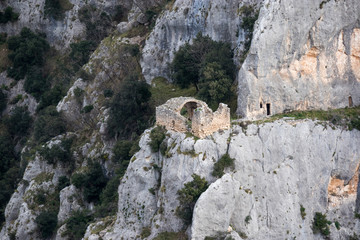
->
[260,103,263,108]
[266,103,271,115]
[182,102,198,120]
[349,96,353,107]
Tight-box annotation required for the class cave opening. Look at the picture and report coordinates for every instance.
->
[266,103,271,115]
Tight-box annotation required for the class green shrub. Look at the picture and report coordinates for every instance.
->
[33,106,66,143]
[245,215,251,224]
[176,174,209,225]
[312,212,331,236]
[24,66,50,100]
[82,105,93,113]
[212,153,235,178]
[107,75,153,139]
[335,221,340,230]
[70,40,96,70]
[149,126,166,152]
[141,227,151,239]
[57,176,70,191]
[0,89,7,112]
[112,140,133,162]
[44,0,73,20]
[153,232,188,240]
[300,205,306,219]
[95,174,120,217]
[170,33,236,109]
[35,211,58,239]
[39,137,73,164]
[71,161,108,203]
[0,32,7,44]
[103,89,113,98]
[63,210,93,240]
[0,7,19,24]
[37,85,65,111]
[7,28,49,81]
[5,106,32,138]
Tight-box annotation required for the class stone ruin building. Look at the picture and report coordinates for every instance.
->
[156,97,230,138]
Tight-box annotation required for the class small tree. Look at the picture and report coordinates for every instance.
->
[176,174,209,225]
[212,153,235,178]
[149,126,166,152]
[35,211,58,239]
[312,212,331,236]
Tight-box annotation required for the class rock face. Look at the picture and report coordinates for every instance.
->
[141,0,262,83]
[237,0,360,119]
[100,120,360,239]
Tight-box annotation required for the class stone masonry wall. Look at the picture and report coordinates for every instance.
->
[156,97,230,138]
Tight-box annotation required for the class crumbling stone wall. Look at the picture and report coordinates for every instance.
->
[156,97,230,138]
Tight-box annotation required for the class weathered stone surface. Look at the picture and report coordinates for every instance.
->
[57,185,83,224]
[141,0,262,83]
[237,0,360,119]
[156,97,230,138]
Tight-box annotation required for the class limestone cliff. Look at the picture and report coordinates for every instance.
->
[238,0,360,119]
[89,120,359,239]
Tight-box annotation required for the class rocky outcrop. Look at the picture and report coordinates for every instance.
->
[141,0,262,83]
[237,0,360,119]
[98,119,360,239]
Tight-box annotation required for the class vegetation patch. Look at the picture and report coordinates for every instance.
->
[300,204,306,219]
[212,153,235,178]
[39,137,74,164]
[63,210,93,240]
[153,231,188,240]
[44,0,73,20]
[35,211,58,239]
[170,33,236,112]
[255,106,360,131]
[0,7,19,24]
[312,212,331,237]
[149,126,166,152]
[176,174,209,225]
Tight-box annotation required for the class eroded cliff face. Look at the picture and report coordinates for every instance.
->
[238,0,360,119]
[0,0,161,49]
[141,0,262,83]
[87,120,360,240]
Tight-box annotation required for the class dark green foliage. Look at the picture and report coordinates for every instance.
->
[35,191,47,205]
[0,32,7,44]
[24,66,49,100]
[44,0,73,20]
[70,40,97,70]
[300,205,306,219]
[0,132,20,225]
[7,28,49,81]
[95,175,120,217]
[37,84,65,111]
[245,215,251,224]
[78,5,113,44]
[176,174,209,225]
[33,106,66,143]
[112,140,133,163]
[35,211,58,239]
[141,227,151,239]
[82,105,93,113]
[355,212,360,219]
[6,106,32,138]
[149,126,166,152]
[170,33,235,108]
[0,7,19,24]
[63,210,93,240]
[112,5,125,22]
[71,172,86,189]
[124,44,140,57]
[198,62,233,109]
[39,137,73,164]
[153,232,188,240]
[212,153,235,178]
[335,221,340,230]
[312,212,331,236]
[239,5,259,55]
[57,176,70,191]
[0,89,7,112]
[107,75,153,139]
[71,161,108,203]
[103,89,113,98]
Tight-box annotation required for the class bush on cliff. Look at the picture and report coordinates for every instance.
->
[212,153,235,178]
[149,126,166,152]
[176,174,209,225]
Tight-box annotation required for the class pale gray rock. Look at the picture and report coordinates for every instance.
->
[141,0,263,83]
[192,173,241,239]
[57,185,83,224]
[237,0,360,119]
